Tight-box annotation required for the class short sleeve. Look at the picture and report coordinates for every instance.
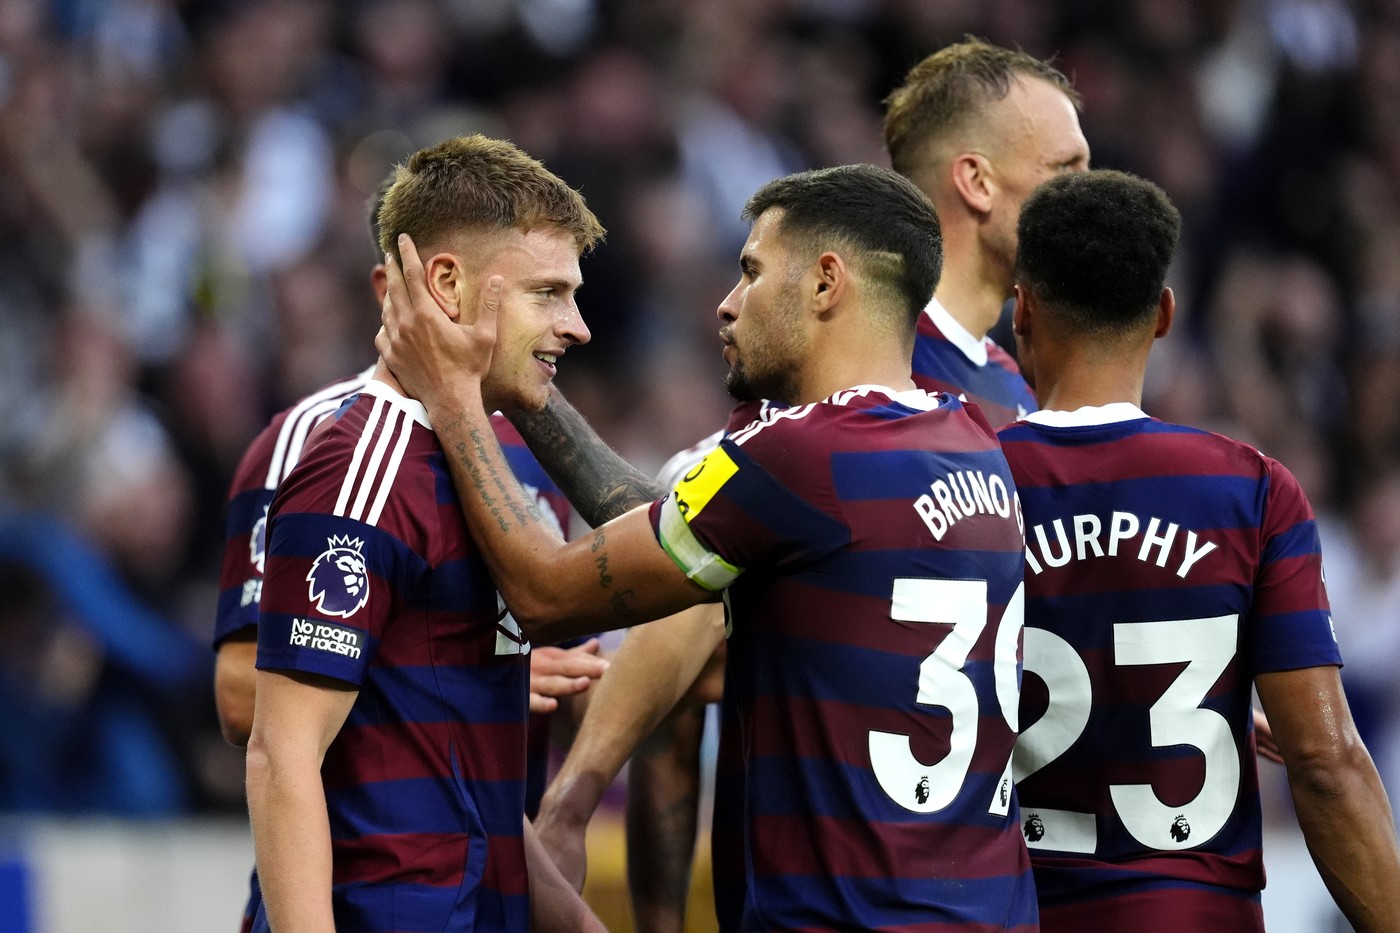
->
[214,429,279,648]
[1249,457,1342,674]
[258,511,410,684]
[650,430,849,591]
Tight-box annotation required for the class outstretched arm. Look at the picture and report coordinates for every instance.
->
[508,390,666,528]
[1256,665,1400,931]
[534,603,725,889]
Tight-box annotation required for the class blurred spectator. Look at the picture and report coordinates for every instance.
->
[0,512,207,816]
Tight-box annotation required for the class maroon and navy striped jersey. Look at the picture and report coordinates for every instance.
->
[254,380,535,932]
[652,385,1037,931]
[219,373,570,930]
[216,369,570,648]
[913,299,1036,430]
[999,404,1341,931]
[216,368,376,649]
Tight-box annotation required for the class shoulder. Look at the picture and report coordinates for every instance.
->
[227,413,288,499]
[274,384,437,527]
[731,388,994,465]
[257,370,375,491]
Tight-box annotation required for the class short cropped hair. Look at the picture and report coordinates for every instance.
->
[367,169,396,252]
[1016,170,1182,334]
[884,38,1079,178]
[377,135,604,261]
[743,163,942,326]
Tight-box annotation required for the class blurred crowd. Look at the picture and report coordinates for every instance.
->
[1,0,1398,818]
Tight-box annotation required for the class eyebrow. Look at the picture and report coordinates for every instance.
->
[523,276,582,291]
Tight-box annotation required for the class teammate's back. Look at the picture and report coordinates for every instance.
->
[1002,409,1335,928]
[671,388,1035,930]
[1004,168,1400,932]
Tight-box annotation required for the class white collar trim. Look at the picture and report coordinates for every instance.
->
[924,297,989,367]
[361,378,432,429]
[827,384,941,411]
[1023,402,1149,427]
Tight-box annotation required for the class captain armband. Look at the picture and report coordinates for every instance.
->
[656,494,743,592]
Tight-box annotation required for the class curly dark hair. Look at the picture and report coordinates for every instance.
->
[1016,170,1181,334]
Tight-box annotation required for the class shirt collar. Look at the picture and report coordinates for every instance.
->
[826,384,942,411]
[1023,402,1149,427]
[361,378,432,429]
[924,297,988,367]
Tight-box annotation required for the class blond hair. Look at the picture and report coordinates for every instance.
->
[377,135,604,261]
[884,38,1079,178]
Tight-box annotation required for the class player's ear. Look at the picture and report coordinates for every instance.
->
[950,152,994,215]
[1154,287,1175,339]
[811,251,847,315]
[369,264,388,306]
[1012,284,1031,336]
[422,253,465,321]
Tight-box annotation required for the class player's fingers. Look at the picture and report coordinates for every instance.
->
[528,692,560,714]
[532,644,608,679]
[468,274,503,343]
[530,673,595,699]
[381,251,405,330]
[571,637,603,656]
[554,655,609,680]
[398,233,427,293]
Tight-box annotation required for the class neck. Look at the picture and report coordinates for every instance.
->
[1032,343,1150,413]
[792,345,915,405]
[372,359,406,396]
[935,230,1009,341]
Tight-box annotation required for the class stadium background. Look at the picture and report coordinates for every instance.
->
[0,0,1397,929]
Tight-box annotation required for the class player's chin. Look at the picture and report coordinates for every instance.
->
[511,382,553,412]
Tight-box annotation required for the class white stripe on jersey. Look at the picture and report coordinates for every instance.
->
[365,409,415,527]
[263,371,373,488]
[334,394,386,517]
[348,404,404,522]
[325,396,416,527]
[729,403,814,446]
[276,397,341,483]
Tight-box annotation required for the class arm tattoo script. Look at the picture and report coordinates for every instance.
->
[509,393,665,527]
[589,528,638,622]
[449,419,543,533]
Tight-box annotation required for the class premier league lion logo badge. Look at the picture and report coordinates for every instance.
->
[1023,813,1045,843]
[1169,814,1191,843]
[250,505,269,573]
[307,534,369,618]
[914,776,930,805]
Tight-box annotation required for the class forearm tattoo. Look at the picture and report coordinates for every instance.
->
[509,395,665,527]
[448,417,542,533]
[590,527,638,622]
